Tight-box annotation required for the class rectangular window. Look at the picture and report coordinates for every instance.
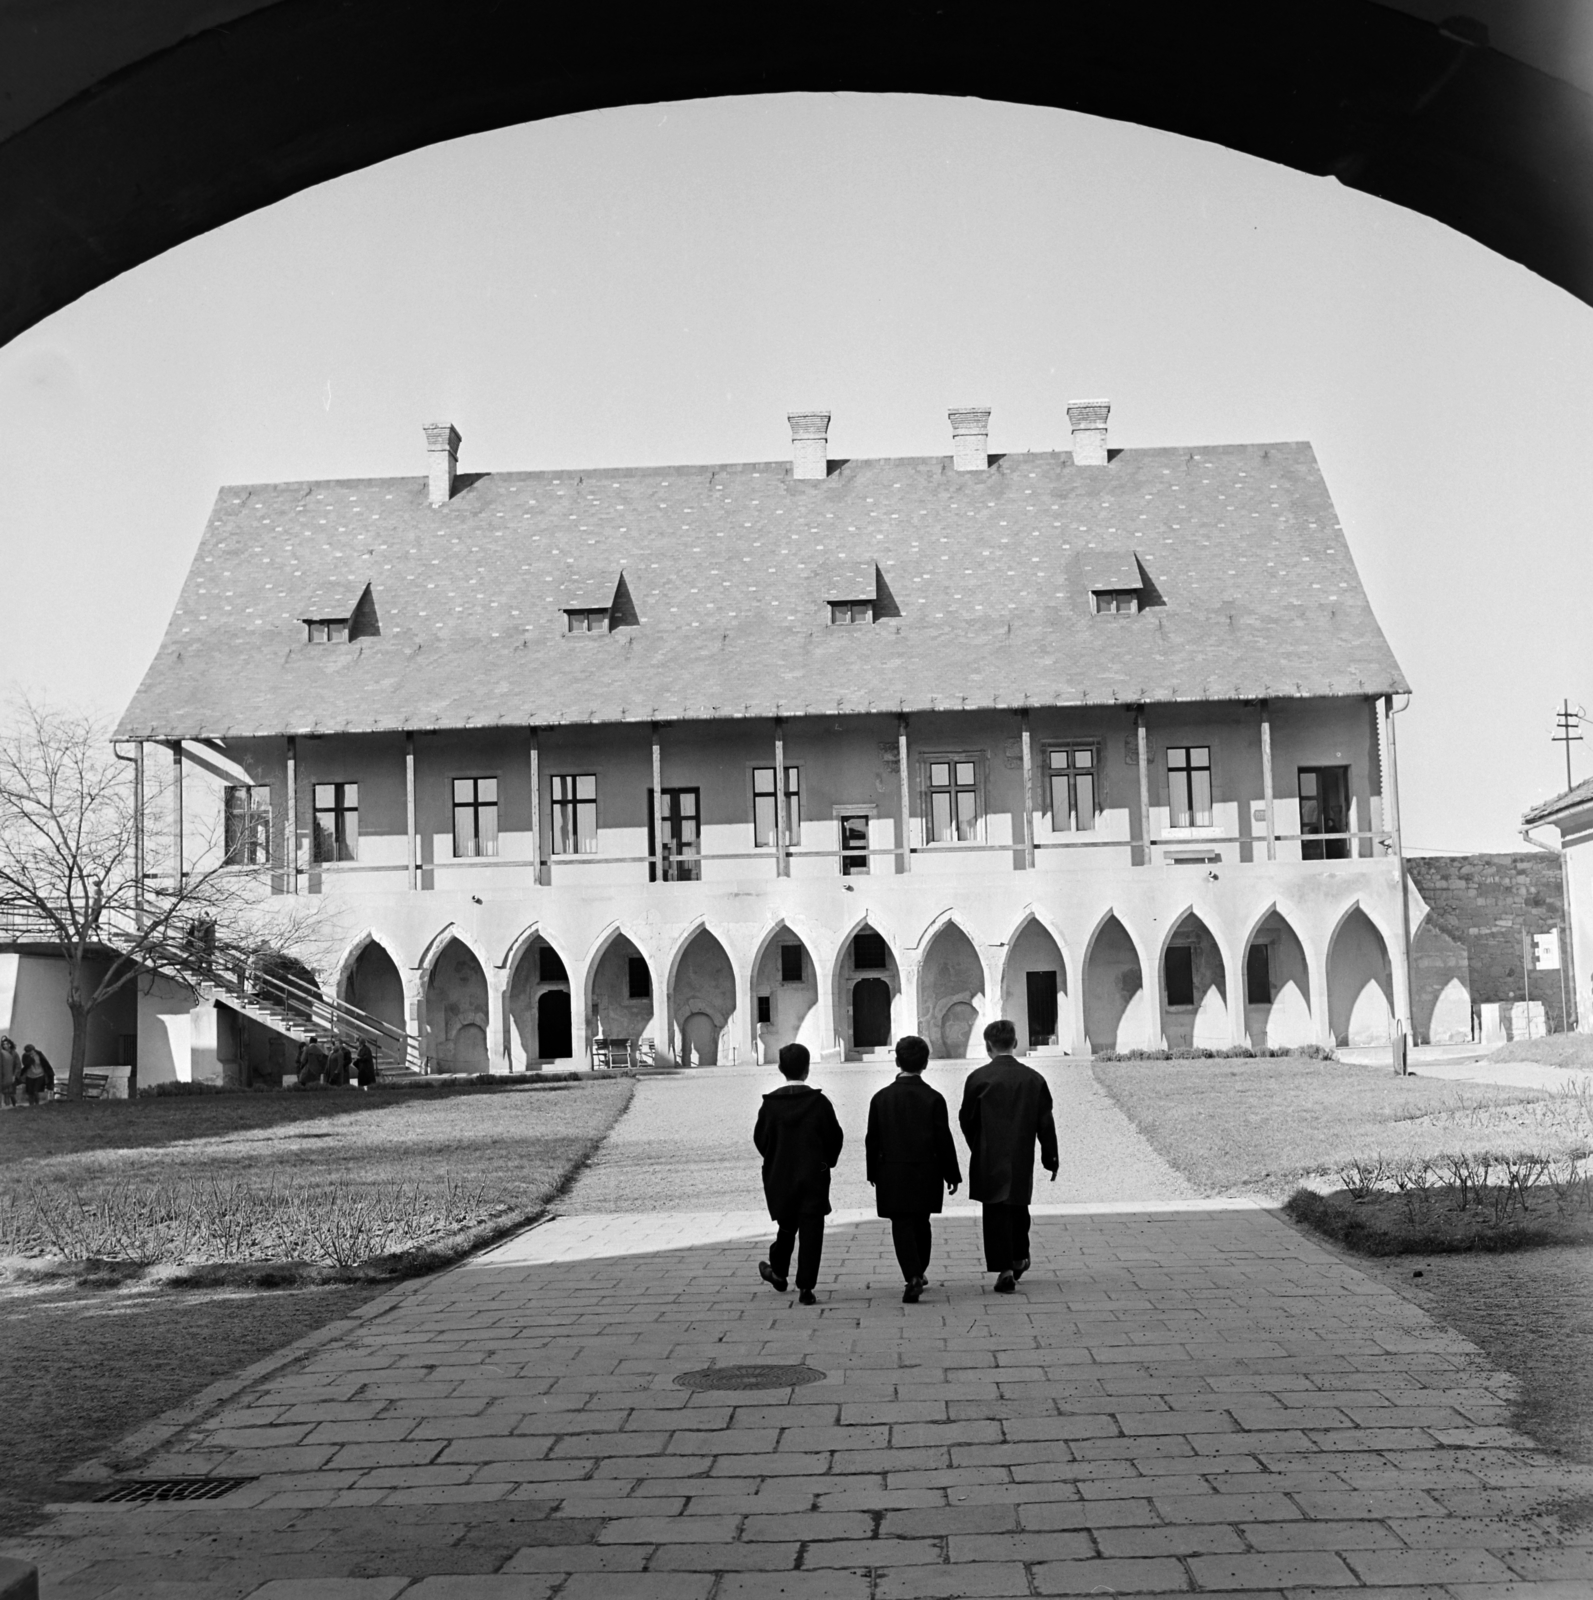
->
[1246,943,1272,1007]
[551,773,598,854]
[780,943,804,983]
[539,944,567,983]
[451,777,499,858]
[1092,590,1138,614]
[312,782,358,863]
[757,994,772,1024]
[829,600,873,625]
[223,785,272,866]
[852,931,888,970]
[1165,945,1195,1008]
[1047,746,1096,832]
[752,766,801,847]
[306,619,350,643]
[927,759,979,843]
[627,956,651,999]
[565,608,610,633]
[1167,746,1213,828]
[647,788,701,882]
[839,814,870,876]
[1298,765,1350,861]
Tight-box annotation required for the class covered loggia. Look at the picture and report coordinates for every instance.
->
[423,936,490,1072]
[1000,917,1070,1053]
[670,927,738,1066]
[917,921,988,1059]
[751,925,820,1064]
[507,934,573,1066]
[1161,911,1230,1050]
[587,930,655,1053]
[339,939,406,1035]
[1244,909,1314,1049]
[836,924,901,1057]
[1329,905,1394,1046]
[1083,914,1150,1054]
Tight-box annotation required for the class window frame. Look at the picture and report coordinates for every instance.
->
[1164,943,1197,1009]
[751,764,802,848]
[922,753,983,845]
[564,607,612,634]
[305,618,351,644]
[1045,743,1099,834]
[311,780,359,863]
[627,956,652,1000]
[1165,745,1214,830]
[223,784,273,867]
[550,773,598,856]
[451,775,500,859]
[1091,589,1139,615]
[1245,942,1273,1007]
[828,599,874,626]
[779,943,805,984]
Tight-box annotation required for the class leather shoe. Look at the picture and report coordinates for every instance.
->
[1013,1257,1031,1282]
[994,1270,1017,1294]
[902,1279,922,1304]
[758,1261,788,1293]
[799,1289,817,1306]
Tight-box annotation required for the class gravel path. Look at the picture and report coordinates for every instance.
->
[562,1057,1196,1213]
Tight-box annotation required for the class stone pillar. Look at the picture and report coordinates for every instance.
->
[1306,938,1334,1051]
[1067,965,1089,1056]
[1224,935,1249,1048]
[486,969,510,1074]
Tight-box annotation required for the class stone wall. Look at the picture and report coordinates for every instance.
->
[1408,853,1573,1034]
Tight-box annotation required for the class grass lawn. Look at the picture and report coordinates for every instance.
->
[1091,1055,1574,1195]
[1490,1032,1593,1069]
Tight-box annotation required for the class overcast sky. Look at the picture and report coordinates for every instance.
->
[0,92,1588,853]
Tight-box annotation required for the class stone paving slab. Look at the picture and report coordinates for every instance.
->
[8,1207,1593,1598]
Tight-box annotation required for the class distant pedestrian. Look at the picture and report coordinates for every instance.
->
[323,1039,350,1087]
[958,1020,1058,1294]
[753,1043,844,1306]
[0,1035,19,1107]
[295,1035,327,1086]
[866,1034,961,1304]
[354,1040,377,1090]
[19,1044,55,1107]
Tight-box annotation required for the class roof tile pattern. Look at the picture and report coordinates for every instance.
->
[116,442,1407,738]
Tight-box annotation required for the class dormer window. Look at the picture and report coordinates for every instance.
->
[300,582,379,643]
[1077,550,1146,616]
[1092,590,1139,615]
[829,600,874,626]
[565,607,612,634]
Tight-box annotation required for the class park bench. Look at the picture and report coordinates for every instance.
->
[53,1069,110,1100]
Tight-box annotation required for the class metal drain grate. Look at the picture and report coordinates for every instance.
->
[674,1364,826,1391]
[96,1477,254,1504]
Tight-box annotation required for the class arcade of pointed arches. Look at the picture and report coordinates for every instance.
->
[322,895,1400,1070]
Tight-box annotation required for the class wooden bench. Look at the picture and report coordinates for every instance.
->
[53,1069,110,1100]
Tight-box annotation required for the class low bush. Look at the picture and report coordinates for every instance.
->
[139,1080,230,1098]
[1094,1044,1334,1063]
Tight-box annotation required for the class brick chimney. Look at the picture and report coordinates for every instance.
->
[787,412,831,481]
[948,408,991,471]
[424,422,461,505]
[1067,400,1110,466]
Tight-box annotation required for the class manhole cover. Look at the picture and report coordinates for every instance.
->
[673,1364,826,1391]
[96,1477,254,1504]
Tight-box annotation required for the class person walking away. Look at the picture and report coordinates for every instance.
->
[296,1035,327,1087]
[323,1038,350,1087]
[0,1036,19,1108]
[865,1034,961,1303]
[958,1019,1058,1294]
[753,1043,844,1306]
[354,1039,377,1090]
[19,1044,55,1106]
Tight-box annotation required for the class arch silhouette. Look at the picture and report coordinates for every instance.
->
[5,6,1593,355]
[581,923,657,1016]
[501,921,570,978]
[331,929,408,998]
[1001,910,1071,1053]
[416,922,492,982]
[1081,909,1151,1055]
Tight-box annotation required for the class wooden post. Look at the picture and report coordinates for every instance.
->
[652,725,665,882]
[529,728,542,886]
[285,736,297,894]
[1385,694,1415,1038]
[171,740,184,888]
[1020,709,1035,870]
[1260,699,1277,862]
[405,731,417,891]
[1135,710,1151,868]
[133,742,145,919]
[773,720,789,878]
[897,715,912,874]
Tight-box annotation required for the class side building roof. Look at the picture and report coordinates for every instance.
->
[116,440,1408,739]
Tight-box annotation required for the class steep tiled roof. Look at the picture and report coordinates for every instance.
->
[1522,776,1593,827]
[116,441,1408,739]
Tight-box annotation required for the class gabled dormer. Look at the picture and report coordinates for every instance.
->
[302,582,379,643]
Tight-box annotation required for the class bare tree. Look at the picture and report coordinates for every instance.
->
[0,698,328,1098]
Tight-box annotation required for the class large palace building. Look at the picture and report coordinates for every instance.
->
[114,401,1424,1082]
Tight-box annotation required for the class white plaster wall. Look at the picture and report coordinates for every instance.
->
[1000,920,1071,1053]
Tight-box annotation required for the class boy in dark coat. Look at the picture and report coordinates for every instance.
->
[959,1019,1059,1294]
[753,1043,844,1305]
[865,1034,961,1303]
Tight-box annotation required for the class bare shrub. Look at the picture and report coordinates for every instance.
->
[1337,1154,1386,1200]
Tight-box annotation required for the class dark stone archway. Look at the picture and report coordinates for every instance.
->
[4,2,1593,356]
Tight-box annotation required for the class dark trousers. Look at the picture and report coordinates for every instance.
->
[769,1213,825,1292]
[889,1215,933,1283]
[980,1202,1031,1273]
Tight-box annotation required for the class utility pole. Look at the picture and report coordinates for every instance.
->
[1553,700,1584,792]
[1523,927,1533,1040]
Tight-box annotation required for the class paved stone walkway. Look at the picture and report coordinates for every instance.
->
[12,1205,1593,1598]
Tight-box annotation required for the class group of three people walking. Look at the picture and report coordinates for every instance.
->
[752,1018,1059,1304]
